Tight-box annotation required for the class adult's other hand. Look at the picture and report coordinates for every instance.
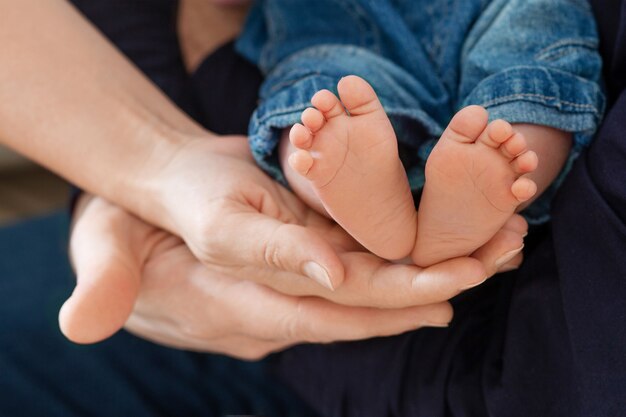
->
[60,196,451,358]
[60,194,524,357]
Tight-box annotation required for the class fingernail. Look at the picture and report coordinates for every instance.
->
[461,276,487,291]
[495,245,524,268]
[498,263,519,273]
[303,262,334,291]
[422,321,450,328]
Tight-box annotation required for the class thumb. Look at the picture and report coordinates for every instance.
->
[59,200,143,344]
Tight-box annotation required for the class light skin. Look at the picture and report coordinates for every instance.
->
[63,181,526,353]
[1,0,527,351]
[0,0,344,289]
[282,76,572,267]
[177,0,250,72]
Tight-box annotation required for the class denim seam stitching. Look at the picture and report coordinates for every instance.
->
[535,38,598,61]
[337,0,382,53]
[481,93,600,113]
[537,48,592,62]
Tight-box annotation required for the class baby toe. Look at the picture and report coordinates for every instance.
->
[288,149,315,177]
[479,119,514,148]
[311,89,345,119]
[501,132,528,160]
[511,177,538,203]
[289,123,313,149]
[301,107,326,133]
[511,150,538,175]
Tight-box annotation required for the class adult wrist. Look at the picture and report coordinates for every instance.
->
[137,133,252,238]
[120,129,208,233]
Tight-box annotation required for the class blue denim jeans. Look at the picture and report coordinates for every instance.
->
[236,0,605,223]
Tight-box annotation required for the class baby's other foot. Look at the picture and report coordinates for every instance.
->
[288,75,417,260]
[412,106,538,266]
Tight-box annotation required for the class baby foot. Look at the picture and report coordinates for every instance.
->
[288,75,417,260]
[412,106,538,266]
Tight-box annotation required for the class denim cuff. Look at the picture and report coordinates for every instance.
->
[249,49,605,224]
[461,65,605,223]
[461,66,605,145]
[248,45,445,185]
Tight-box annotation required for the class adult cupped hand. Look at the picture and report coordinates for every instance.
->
[139,134,349,291]
[138,135,523,294]
[60,190,524,359]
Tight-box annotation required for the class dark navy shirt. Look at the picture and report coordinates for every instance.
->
[270,2,626,415]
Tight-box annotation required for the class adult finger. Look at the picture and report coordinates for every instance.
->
[229,252,487,309]
[271,297,453,344]
[312,253,487,308]
[501,214,528,235]
[215,280,452,342]
[321,223,525,308]
[127,260,452,355]
[199,199,345,290]
[472,224,525,278]
[497,252,524,273]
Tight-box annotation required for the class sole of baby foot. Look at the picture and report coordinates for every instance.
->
[412,106,537,267]
[288,75,417,260]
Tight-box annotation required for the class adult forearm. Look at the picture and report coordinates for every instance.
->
[0,0,209,217]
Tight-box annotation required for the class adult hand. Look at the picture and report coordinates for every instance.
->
[60,196,447,358]
[60,194,524,358]
[141,135,347,291]
[143,135,524,295]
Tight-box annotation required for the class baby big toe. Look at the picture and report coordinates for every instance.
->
[336,75,384,116]
[443,105,489,144]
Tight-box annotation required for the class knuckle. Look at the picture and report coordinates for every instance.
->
[281,314,300,341]
[278,300,307,342]
[192,198,235,258]
[262,239,279,270]
[363,264,387,306]
[364,273,378,303]
[262,225,285,270]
